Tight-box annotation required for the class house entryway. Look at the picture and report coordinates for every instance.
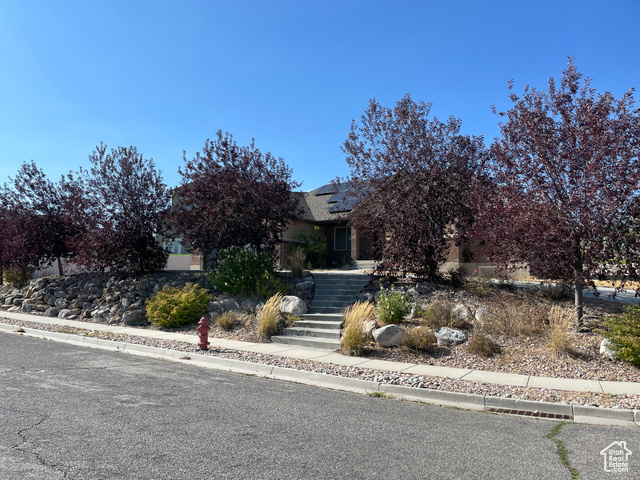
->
[271,271,371,349]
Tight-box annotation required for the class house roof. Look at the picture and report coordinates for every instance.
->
[295,182,360,224]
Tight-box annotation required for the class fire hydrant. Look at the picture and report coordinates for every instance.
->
[196,316,210,350]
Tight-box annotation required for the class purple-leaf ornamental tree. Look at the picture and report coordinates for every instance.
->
[0,161,78,281]
[473,58,640,327]
[75,143,171,277]
[342,94,487,280]
[169,131,301,267]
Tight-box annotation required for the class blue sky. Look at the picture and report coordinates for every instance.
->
[1,0,639,191]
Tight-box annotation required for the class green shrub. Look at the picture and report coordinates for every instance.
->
[147,284,210,328]
[377,286,411,324]
[402,326,437,353]
[601,304,640,367]
[258,293,283,339]
[467,333,501,357]
[208,247,285,299]
[3,266,33,285]
[217,311,239,331]
[298,226,327,268]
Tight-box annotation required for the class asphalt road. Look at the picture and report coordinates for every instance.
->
[1,332,638,480]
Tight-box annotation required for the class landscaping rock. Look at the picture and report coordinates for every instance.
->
[44,307,59,318]
[435,327,468,346]
[293,280,314,296]
[362,319,378,337]
[416,282,436,294]
[21,303,34,313]
[122,310,148,326]
[207,298,240,314]
[372,324,407,347]
[57,309,72,319]
[600,338,617,360]
[239,298,261,313]
[280,296,307,315]
[452,303,473,321]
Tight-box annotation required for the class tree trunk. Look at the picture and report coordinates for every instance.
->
[574,277,583,329]
[57,256,64,276]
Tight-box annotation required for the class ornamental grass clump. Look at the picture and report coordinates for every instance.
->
[257,292,283,339]
[341,301,374,356]
[419,299,470,330]
[601,304,640,367]
[487,293,549,336]
[146,284,210,328]
[377,286,411,324]
[217,311,239,331]
[466,333,501,357]
[402,326,437,353]
[548,305,575,356]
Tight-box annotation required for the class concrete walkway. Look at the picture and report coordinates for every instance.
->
[1,310,639,397]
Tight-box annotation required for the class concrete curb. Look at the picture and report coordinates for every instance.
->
[2,322,638,427]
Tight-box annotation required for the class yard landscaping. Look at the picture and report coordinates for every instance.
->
[1,271,639,410]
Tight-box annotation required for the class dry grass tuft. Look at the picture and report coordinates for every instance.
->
[418,299,472,330]
[344,301,375,327]
[402,326,437,353]
[341,301,375,356]
[217,311,239,331]
[467,333,501,357]
[486,293,550,336]
[548,305,575,356]
[257,293,283,339]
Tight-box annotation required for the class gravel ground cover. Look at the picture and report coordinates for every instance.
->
[2,296,640,411]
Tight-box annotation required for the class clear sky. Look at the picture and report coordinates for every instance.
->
[1,0,639,192]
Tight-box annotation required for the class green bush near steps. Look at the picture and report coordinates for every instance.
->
[376,286,411,324]
[146,284,210,328]
[601,304,640,367]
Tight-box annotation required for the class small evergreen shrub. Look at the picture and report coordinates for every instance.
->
[467,333,501,357]
[147,284,210,328]
[258,293,283,339]
[208,247,284,299]
[377,286,411,324]
[402,326,437,353]
[217,311,239,331]
[601,304,640,367]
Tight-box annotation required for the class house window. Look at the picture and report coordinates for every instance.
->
[334,227,351,251]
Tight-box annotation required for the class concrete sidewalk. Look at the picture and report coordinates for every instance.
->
[1,310,639,396]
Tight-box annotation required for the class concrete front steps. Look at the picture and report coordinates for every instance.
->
[271,273,371,350]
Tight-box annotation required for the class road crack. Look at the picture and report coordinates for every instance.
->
[547,421,580,480]
[11,411,72,478]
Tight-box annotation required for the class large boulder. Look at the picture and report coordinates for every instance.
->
[58,309,72,319]
[600,338,617,360]
[435,327,468,347]
[280,296,307,316]
[122,310,148,326]
[44,307,59,318]
[372,324,407,347]
[293,280,314,296]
